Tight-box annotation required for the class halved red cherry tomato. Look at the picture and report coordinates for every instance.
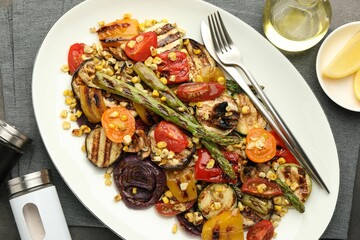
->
[245,128,277,163]
[124,31,157,62]
[241,177,282,199]
[195,148,238,183]
[246,220,274,240]
[157,51,189,84]
[154,121,188,153]
[269,130,299,165]
[155,199,196,217]
[68,43,85,75]
[176,82,225,102]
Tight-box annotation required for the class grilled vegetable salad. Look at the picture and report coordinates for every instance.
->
[60,14,312,240]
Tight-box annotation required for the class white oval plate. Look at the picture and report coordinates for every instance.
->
[32,0,339,239]
[316,21,360,112]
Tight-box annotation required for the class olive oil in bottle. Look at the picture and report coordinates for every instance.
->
[263,0,332,52]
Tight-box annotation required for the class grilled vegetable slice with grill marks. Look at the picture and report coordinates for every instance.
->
[144,21,185,53]
[198,183,237,219]
[196,94,239,136]
[276,163,312,203]
[85,126,122,168]
[234,93,267,135]
[183,39,216,82]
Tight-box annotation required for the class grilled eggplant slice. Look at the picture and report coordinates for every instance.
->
[234,93,267,135]
[145,21,185,54]
[183,39,216,82]
[122,129,151,159]
[241,206,270,229]
[196,94,239,136]
[71,60,98,98]
[276,163,312,203]
[85,127,122,168]
[148,125,195,170]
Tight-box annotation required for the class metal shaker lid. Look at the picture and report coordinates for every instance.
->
[8,169,53,196]
[0,119,31,149]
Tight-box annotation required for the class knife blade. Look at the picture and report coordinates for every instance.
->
[200,20,330,193]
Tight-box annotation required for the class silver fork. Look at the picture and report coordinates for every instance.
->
[208,11,329,193]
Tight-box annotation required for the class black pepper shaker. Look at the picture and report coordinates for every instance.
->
[0,119,31,184]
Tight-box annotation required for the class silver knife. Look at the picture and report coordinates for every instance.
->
[200,21,330,193]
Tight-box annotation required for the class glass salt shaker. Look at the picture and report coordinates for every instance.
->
[263,0,332,52]
[8,169,72,240]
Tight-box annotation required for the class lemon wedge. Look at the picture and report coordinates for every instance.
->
[354,70,360,101]
[323,31,360,78]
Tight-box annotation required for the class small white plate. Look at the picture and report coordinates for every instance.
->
[316,22,360,112]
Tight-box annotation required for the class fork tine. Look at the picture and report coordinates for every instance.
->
[212,12,229,52]
[215,11,234,49]
[208,14,223,54]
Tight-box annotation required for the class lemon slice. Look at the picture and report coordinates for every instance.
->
[323,31,360,78]
[354,70,360,101]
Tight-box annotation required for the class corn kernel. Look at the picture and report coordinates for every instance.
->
[157,141,167,149]
[60,65,69,72]
[62,121,71,130]
[132,187,137,194]
[81,145,86,153]
[258,172,266,178]
[97,20,105,26]
[95,65,103,71]
[72,129,83,137]
[144,56,153,66]
[60,110,68,118]
[277,157,286,164]
[206,159,215,169]
[257,183,267,193]
[89,27,97,33]
[193,49,201,55]
[131,76,140,83]
[127,40,136,48]
[105,179,112,186]
[121,114,128,121]
[75,110,83,118]
[183,39,190,45]
[168,52,177,61]
[217,76,226,85]
[123,134,132,146]
[159,77,168,84]
[160,96,167,102]
[185,212,195,223]
[123,13,132,19]
[69,114,77,122]
[172,223,178,234]
[136,35,144,42]
[152,89,160,97]
[274,205,282,212]
[139,23,146,32]
[196,102,203,108]
[180,182,188,191]
[65,97,73,105]
[122,145,129,151]
[165,190,173,198]
[162,196,169,204]
[109,111,120,118]
[104,172,111,179]
[114,194,122,202]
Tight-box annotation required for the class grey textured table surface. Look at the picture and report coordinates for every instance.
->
[1,0,360,239]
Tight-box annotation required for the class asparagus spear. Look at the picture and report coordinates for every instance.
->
[95,72,241,146]
[201,139,237,179]
[275,178,305,213]
[133,62,197,123]
[233,186,273,215]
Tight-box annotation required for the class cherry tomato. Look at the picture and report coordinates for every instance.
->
[270,130,299,165]
[245,128,277,163]
[176,82,225,102]
[246,220,274,240]
[155,199,196,217]
[101,106,135,143]
[202,210,244,240]
[195,148,238,183]
[241,177,282,199]
[124,31,157,62]
[157,51,189,84]
[154,121,188,153]
[68,43,85,75]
